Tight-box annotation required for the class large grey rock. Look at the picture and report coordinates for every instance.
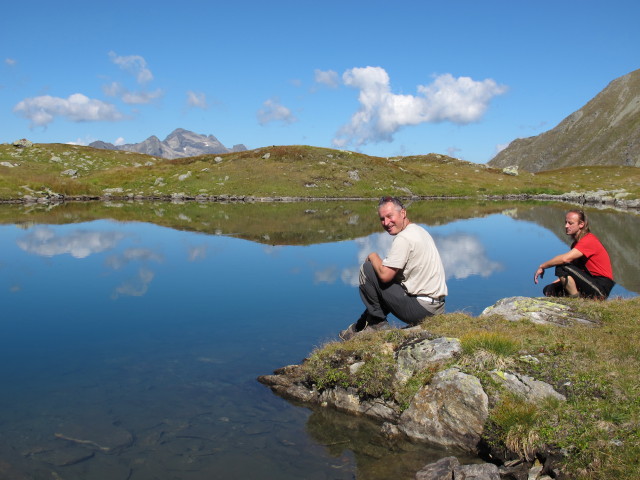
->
[481,296,599,327]
[319,387,398,422]
[399,368,488,451]
[453,462,501,479]
[13,138,33,148]
[490,370,566,402]
[415,456,460,479]
[396,337,462,384]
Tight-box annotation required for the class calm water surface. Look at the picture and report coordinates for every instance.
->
[0,201,637,479]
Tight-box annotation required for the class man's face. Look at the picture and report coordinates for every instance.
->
[378,202,406,235]
[565,212,584,237]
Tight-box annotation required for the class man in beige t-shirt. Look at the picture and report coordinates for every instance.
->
[340,196,447,340]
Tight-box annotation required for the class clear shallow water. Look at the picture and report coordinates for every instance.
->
[0,201,637,479]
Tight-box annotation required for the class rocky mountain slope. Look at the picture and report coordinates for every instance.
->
[489,69,640,172]
[90,128,247,159]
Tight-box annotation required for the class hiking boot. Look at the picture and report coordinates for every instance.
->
[339,323,359,341]
[339,318,390,341]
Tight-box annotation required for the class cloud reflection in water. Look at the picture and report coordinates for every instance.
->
[333,228,502,287]
[16,227,125,259]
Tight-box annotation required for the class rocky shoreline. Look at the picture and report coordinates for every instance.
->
[258,297,599,480]
[2,191,639,211]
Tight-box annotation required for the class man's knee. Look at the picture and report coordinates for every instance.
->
[359,261,376,286]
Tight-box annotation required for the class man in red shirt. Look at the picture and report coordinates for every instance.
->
[534,209,615,299]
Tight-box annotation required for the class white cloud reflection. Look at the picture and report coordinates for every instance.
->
[105,248,164,269]
[111,267,155,299]
[331,229,502,287]
[106,248,163,298]
[17,227,125,258]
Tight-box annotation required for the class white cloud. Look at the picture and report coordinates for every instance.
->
[109,51,153,84]
[102,81,163,105]
[333,66,507,148]
[314,69,339,88]
[120,89,163,105]
[114,137,126,146]
[17,228,125,258]
[446,146,462,158]
[257,98,298,125]
[5,58,16,66]
[13,93,124,127]
[186,90,208,109]
[494,142,511,155]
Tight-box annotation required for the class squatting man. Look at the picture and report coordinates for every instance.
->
[340,196,448,340]
[534,209,615,299]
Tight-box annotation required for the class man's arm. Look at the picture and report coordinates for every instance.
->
[367,252,399,283]
[534,248,584,284]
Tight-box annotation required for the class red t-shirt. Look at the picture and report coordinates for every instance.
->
[572,233,614,280]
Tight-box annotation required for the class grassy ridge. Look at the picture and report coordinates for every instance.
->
[1,143,639,201]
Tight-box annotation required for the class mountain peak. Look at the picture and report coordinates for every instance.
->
[90,129,247,159]
[489,69,640,172]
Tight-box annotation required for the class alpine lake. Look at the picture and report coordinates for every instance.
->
[0,199,638,480]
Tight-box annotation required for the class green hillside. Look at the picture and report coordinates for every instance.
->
[1,143,639,202]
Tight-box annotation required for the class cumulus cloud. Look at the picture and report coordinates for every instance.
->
[186,90,208,109]
[17,228,125,258]
[257,98,298,125]
[102,81,163,105]
[109,51,153,84]
[13,93,124,127]
[114,137,126,146]
[314,69,339,88]
[333,66,507,148]
[5,58,16,66]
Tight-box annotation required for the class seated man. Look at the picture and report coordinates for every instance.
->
[340,196,448,340]
[534,209,615,299]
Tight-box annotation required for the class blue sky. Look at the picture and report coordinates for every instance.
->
[2,0,638,163]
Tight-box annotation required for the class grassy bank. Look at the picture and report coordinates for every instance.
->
[302,297,640,479]
[1,143,639,201]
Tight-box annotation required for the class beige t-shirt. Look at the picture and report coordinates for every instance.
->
[382,223,448,297]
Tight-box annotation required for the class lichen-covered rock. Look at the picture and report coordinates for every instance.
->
[481,296,598,327]
[13,138,33,148]
[395,337,462,384]
[502,165,519,176]
[399,368,488,451]
[490,370,566,402]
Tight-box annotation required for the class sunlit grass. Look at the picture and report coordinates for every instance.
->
[2,143,638,201]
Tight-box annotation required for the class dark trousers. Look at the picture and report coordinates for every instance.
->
[358,261,444,326]
[543,264,615,299]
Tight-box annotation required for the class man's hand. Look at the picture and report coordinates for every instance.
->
[534,267,545,284]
